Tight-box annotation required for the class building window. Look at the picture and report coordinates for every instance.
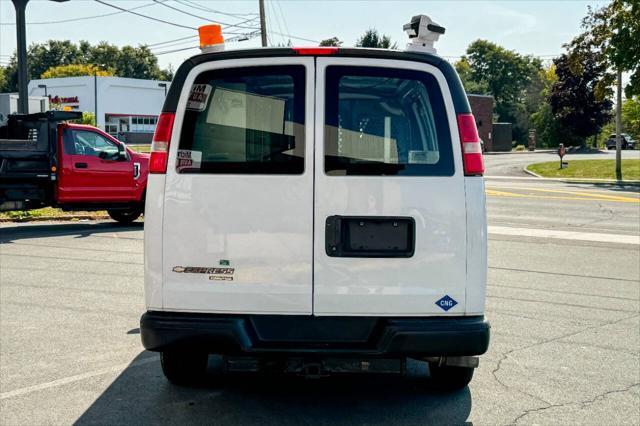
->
[128,115,158,133]
[105,124,118,136]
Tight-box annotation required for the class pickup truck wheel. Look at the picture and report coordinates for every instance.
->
[107,206,142,224]
[160,350,208,386]
[428,363,474,391]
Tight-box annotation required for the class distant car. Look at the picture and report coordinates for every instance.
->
[605,133,635,150]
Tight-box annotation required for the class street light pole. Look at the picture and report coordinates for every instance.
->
[11,0,70,115]
[11,0,29,114]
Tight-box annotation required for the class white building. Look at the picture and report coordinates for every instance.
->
[0,93,49,125]
[28,76,169,143]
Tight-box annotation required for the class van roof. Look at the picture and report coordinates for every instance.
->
[161,47,471,116]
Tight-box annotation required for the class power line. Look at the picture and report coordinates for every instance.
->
[174,0,259,19]
[93,0,197,30]
[269,32,319,44]
[0,2,161,26]
[149,39,200,52]
[146,35,199,48]
[275,0,291,42]
[153,31,261,55]
[267,0,286,46]
[146,25,262,51]
[150,0,259,30]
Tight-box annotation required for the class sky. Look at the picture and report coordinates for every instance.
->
[0,0,611,72]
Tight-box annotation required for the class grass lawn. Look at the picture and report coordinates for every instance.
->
[128,144,151,153]
[0,207,107,221]
[527,159,640,180]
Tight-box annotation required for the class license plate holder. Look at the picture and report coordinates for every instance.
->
[325,216,415,258]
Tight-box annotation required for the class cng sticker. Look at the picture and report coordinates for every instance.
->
[435,295,458,312]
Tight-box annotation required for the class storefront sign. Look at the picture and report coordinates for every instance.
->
[49,95,80,105]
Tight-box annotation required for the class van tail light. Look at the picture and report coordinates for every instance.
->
[457,113,484,176]
[149,112,175,174]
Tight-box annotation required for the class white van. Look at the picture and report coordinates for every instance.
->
[141,17,490,391]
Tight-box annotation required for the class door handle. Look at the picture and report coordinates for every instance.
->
[75,162,88,169]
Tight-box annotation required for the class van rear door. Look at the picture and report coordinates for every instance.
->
[162,57,314,314]
[313,57,467,316]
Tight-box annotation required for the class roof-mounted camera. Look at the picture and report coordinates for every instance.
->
[403,15,445,54]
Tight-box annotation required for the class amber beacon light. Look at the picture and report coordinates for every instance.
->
[199,24,225,53]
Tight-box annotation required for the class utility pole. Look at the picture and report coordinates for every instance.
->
[615,69,622,181]
[12,0,29,114]
[258,0,267,47]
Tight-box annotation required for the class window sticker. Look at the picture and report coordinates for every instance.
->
[176,149,202,172]
[186,84,212,111]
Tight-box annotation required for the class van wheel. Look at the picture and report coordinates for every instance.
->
[428,363,474,391]
[107,206,142,224]
[160,350,208,386]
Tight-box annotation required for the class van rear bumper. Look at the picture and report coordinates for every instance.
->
[140,312,490,357]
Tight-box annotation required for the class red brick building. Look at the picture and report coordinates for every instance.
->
[468,94,494,151]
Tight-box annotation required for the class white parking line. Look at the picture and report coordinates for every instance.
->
[0,356,157,400]
[488,226,640,245]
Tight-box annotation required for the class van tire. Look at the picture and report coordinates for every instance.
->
[107,206,142,224]
[428,363,474,391]
[160,350,208,386]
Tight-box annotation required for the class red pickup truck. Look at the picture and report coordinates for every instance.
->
[0,111,149,224]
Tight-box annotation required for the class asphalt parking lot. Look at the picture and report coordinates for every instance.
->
[1,177,639,425]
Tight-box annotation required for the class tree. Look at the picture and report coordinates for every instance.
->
[356,29,397,49]
[549,52,612,146]
[3,40,81,92]
[570,0,639,177]
[622,96,640,139]
[529,64,578,148]
[319,37,342,47]
[115,45,168,80]
[0,67,7,92]
[41,64,114,79]
[81,112,96,126]
[459,40,542,143]
[84,41,120,70]
[571,0,640,98]
[2,40,172,92]
[454,58,488,94]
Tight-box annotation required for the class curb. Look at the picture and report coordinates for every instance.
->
[483,150,556,155]
[523,167,543,179]
[0,214,110,223]
[522,166,640,186]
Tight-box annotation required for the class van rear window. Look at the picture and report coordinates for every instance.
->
[177,65,305,174]
[324,66,454,176]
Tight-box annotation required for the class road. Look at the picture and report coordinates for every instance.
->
[1,178,639,425]
[484,149,640,176]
